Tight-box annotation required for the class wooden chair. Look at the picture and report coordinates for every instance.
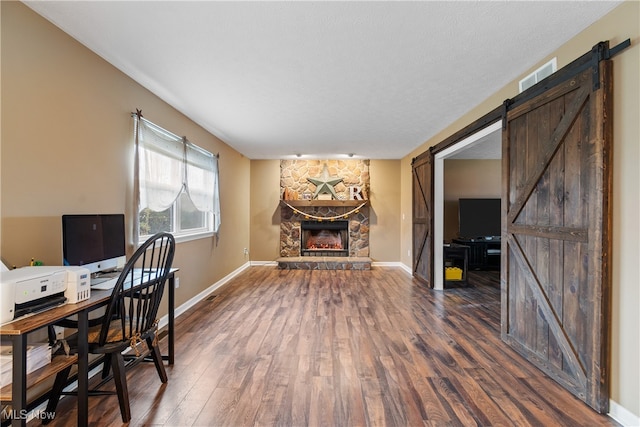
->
[44,232,175,423]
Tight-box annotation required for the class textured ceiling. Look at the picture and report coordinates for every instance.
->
[447,129,502,160]
[24,1,620,159]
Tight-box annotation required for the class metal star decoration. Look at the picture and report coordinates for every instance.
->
[307,164,343,199]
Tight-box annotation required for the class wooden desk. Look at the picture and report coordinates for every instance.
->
[0,270,177,427]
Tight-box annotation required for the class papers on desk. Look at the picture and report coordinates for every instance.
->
[91,276,118,290]
[90,269,155,291]
[0,343,51,387]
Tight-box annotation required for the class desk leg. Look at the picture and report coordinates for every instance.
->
[168,275,175,365]
[76,310,88,427]
[11,335,27,427]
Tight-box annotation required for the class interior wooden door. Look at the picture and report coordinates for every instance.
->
[412,152,433,287]
[501,59,613,412]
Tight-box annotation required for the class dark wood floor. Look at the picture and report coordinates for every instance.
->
[41,267,618,426]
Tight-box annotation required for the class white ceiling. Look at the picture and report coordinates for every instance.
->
[448,129,502,160]
[24,1,620,160]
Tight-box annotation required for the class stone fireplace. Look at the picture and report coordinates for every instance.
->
[280,204,369,258]
[278,159,371,269]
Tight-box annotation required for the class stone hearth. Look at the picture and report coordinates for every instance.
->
[276,256,371,270]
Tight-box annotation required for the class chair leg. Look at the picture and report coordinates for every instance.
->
[111,353,131,423]
[101,353,112,379]
[47,325,57,346]
[42,366,71,425]
[146,336,168,383]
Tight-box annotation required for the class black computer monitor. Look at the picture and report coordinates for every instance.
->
[62,214,126,275]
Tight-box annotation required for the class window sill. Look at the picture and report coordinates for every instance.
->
[139,231,214,246]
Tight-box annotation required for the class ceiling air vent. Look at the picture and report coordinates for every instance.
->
[519,58,557,93]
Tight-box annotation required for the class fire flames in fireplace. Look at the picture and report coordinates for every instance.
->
[301,220,349,256]
[306,230,343,250]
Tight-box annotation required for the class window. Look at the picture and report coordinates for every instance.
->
[134,113,220,243]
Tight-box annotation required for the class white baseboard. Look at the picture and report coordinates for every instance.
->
[400,263,412,274]
[371,261,412,276]
[371,261,400,267]
[250,261,278,266]
[608,399,640,426]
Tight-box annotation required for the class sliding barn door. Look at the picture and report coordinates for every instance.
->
[412,152,433,287]
[502,59,613,412]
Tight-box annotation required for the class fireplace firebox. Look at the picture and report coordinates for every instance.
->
[300,220,349,257]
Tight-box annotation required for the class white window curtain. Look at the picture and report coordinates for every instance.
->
[134,113,221,238]
[138,118,185,211]
[186,142,221,232]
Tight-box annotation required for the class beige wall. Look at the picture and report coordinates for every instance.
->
[400,1,639,418]
[1,2,252,317]
[249,159,401,262]
[249,160,281,261]
[368,160,401,262]
[444,159,501,241]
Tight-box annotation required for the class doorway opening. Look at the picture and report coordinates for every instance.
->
[433,120,502,290]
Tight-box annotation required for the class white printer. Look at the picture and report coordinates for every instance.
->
[0,266,91,324]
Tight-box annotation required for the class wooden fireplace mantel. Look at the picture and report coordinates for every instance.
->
[280,199,369,208]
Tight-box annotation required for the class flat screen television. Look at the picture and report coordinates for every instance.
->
[458,198,501,239]
[62,214,126,275]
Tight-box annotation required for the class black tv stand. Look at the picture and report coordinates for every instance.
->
[452,237,501,270]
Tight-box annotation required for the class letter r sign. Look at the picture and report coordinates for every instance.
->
[349,186,363,200]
